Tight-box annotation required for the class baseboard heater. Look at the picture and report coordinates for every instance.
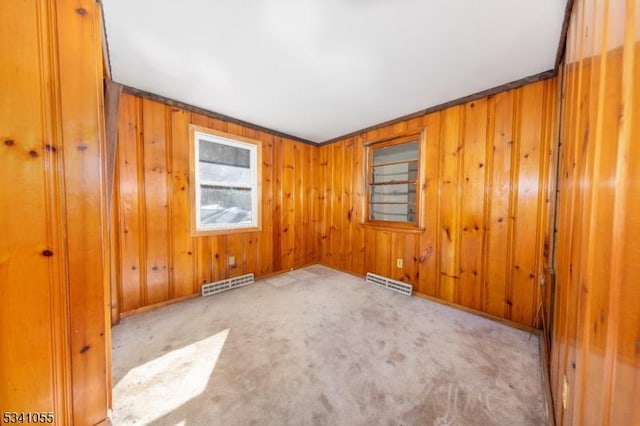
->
[201,273,254,297]
[365,272,413,296]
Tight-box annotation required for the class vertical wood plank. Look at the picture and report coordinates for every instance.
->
[607,1,639,424]
[117,95,144,312]
[226,234,244,278]
[293,142,304,266]
[342,139,354,271]
[351,136,366,275]
[272,137,283,272]
[404,234,418,285]
[364,228,377,274]
[418,113,442,296]
[51,1,109,422]
[310,142,321,264]
[142,99,169,304]
[320,145,331,264]
[439,106,464,302]
[169,107,195,297]
[458,98,488,310]
[1,0,67,416]
[511,82,545,326]
[260,134,274,275]
[375,231,392,278]
[390,232,403,281]
[330,142,344,269]
[281,139,295,270]
[485,90,514,317]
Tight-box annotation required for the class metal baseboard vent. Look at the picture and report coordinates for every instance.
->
[366,272,413,296]
[201,273,254,297]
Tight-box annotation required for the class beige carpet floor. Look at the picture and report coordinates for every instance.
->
[111,265,547,425]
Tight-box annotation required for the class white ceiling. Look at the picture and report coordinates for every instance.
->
[102,0,568,143]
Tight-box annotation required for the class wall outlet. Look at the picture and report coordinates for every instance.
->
[396,258,403,268]
[228,255,236,267]
[562,375,568,410]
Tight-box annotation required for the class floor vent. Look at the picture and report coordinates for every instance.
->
[366,272,413,296]
[201,273,254,297]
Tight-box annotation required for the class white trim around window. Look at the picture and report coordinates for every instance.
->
[189,125,262,236]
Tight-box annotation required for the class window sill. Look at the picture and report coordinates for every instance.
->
[192,225,261,237]
[362,223,425,235]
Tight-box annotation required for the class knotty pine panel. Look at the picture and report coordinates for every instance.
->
[550,0,640,425]
[0,1,109,423]
[317,79,558,328]
[114,93,319,316]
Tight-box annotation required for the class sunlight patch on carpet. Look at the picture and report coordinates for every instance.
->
[113,329,229,424]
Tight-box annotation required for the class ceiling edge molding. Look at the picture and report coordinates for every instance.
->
[96,0,112,80]
[555,0,576,69]
[318,69,558,146]
[120,84,318,146]
[119,67,557,148]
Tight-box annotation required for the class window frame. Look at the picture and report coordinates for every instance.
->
[364,130,426,231]
[189,125,262,236]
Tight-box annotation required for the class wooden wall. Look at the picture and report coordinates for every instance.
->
[0,1,110,424]
[316,79,558,328]
[112,93,319,317]
[550,0,640,424]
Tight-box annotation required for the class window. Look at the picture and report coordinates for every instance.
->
[190,126,261,235]
[366,133,423,228]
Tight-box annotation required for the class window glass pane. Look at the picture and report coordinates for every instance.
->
[373,141,418,165]
[199,140,251,185]
[370,183,417,204]
[372,160,418,183]
[199,162,251,185]
[370,202,417,223]
[367,137,420,226]
[200,186,252,226]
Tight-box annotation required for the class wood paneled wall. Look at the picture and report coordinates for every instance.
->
[551,0,640,424]
[112,93,319,316]
[0,1,110,424]
[317,79,558,328]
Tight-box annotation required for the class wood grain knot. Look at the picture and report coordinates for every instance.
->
[77,144,88,151]
[80,345,91,354]
[4,139,15,146]
[75,7,87,16]
[45,144,57,152]
[41,249,54,257]
[29,150,39,158]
